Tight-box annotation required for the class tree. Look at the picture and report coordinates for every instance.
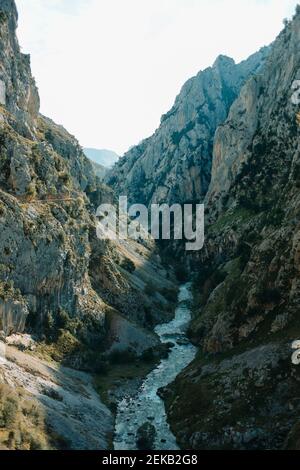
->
[120,257,136,273]
[283,18,289,27]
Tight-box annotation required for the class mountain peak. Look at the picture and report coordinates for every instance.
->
[0,0,39,136]
[106,48,269,206]
[213,54,235,68]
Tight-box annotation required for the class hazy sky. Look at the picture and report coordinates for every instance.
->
[16,0,298,155]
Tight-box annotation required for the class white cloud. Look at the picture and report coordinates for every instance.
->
[16,0,298,155]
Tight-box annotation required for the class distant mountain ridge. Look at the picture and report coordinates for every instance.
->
[105,48,269,206]
[84,148,119,168]
[90,160,107,180]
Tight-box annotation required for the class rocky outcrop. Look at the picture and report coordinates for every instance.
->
[206,7,300,206]
[0,0,107,339]
[136,422,156,450]
[0,342,113,449]
[0,0,180,452]
[163,7,300,450]
[0,0,39,137]
[163,342,297,450]
[0,0,174,343]
[0,0,179,451]
[106,49,269,206]
[0,298,28,336]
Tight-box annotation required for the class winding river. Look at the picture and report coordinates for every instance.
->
[114,283,197,450]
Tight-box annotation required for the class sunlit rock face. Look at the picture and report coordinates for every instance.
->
[0,0,39,136]
[106,48,269,206]
[206,9,300,206]
[164,9,300,450]
[0,1,112,339]
[0,80,6,106]
[0,0,175,346]
[0,298,28,336]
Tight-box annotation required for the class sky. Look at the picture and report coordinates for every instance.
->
[16,0,298,155]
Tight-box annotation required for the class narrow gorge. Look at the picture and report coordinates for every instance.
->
[0,0,300,453]
[114,283,196,451]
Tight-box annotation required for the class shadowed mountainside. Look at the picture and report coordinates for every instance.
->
[161,7,300,450]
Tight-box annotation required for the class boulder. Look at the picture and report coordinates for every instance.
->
[136,422,156,450]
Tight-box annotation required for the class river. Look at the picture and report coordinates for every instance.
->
[113,283,197,450]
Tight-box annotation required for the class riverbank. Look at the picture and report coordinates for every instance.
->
[112,283,197,450]
[94,340,173,412]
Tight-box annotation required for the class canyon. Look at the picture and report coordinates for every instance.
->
[1,0,300,451]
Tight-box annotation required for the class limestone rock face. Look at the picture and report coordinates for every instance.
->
[0,1,174,344]
[0,0,177,451]
[164,8,300,450]
[0,9,108,341]
[0,343,114,450]
[0,298,28,336]
[206,9,300,205]
[0,0,39,136]
[106,49,269,206]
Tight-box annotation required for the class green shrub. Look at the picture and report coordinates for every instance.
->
[236,241,251,268]
[160,287,177,303]
[211,270,227,286]
[0,384,49,450]
[27,182,37,198]
[267,208,285,226]
[256,287,281,304]
[0,12,7,24]
[144,305,154,326]
[174,265,188,282]
[58,171,70,185]
[226,278,246,306]
[56,309,70,329]
[120,258,136,273]
[0,396,18,428]
[109,349,136,365]
[93,358,109,374]
[141,348,154,362]
[247,306,261,317]
[144,283,155,296]
[44,311,55,338]
[0,202,6,217]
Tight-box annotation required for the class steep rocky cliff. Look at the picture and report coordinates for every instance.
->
[2,0,299,452]
[0,0,173,345]
[106,48,269,206]
[0,0,177,450]
[162,7,300,450]
[0,0,107,340]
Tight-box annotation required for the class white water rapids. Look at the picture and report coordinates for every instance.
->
[114,283,197,450]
